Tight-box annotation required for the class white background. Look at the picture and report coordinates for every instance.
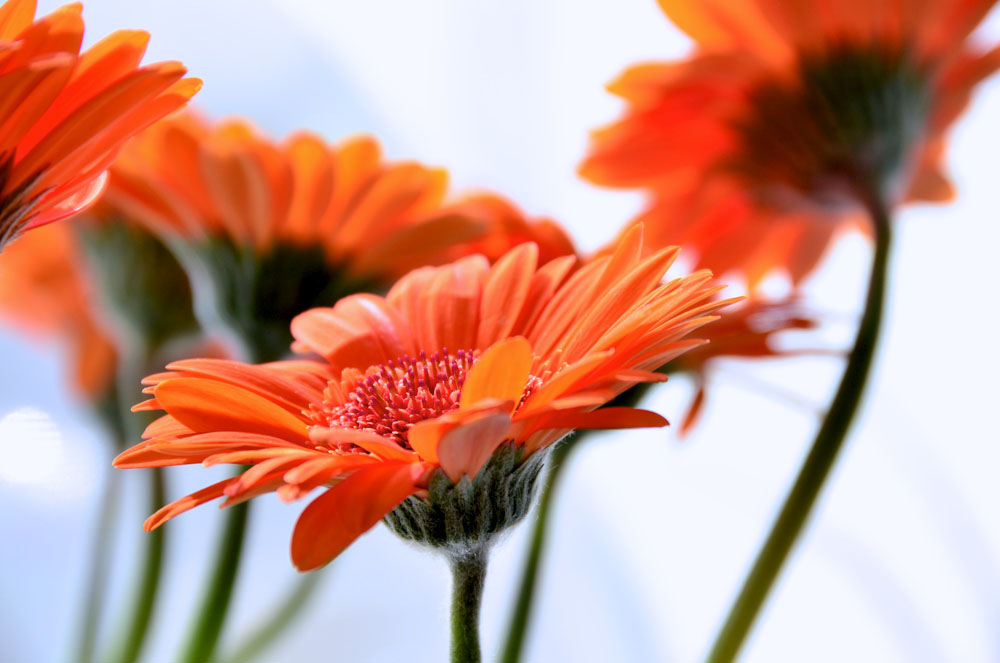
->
[1,1,999,661]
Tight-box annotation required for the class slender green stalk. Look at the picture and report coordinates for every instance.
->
[450,549,489,663]
[222,572,326,663]
[98,350,169,663]
[499,436,576,663]
[111,468,167,663]
[73,456,123,663]
[177,334,268,663]
[706,199,893,662]
[178,498,251,663]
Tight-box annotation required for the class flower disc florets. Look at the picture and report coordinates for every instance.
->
[318,349,477,450]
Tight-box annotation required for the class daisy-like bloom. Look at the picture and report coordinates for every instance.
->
[581,0,1000,287]
[0,221,115,399]
[0,0,200,250]
[102,112,576,362]
[114,226,729,572]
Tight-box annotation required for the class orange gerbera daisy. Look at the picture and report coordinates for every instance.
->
[101,112,575,362]
[0,220,115,398]
[581,0,1000,287]
[0,0,200,250]
[114,226,729,571]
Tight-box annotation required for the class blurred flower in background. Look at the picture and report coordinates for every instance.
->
[101,111,575,363]
[581,0,1000,287]
[0,222,116,404]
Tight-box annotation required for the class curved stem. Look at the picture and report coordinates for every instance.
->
[222,572,326,663]
[450,549,489,663]
[706,199,893,662]
[179,498,251,663]
[499,436,575,663]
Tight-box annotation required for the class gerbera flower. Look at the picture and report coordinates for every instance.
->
[0,0,200,250]
[0,221,116,399]
[101,112,576,362]
[114,226,729,572]
[581,0,1000,287]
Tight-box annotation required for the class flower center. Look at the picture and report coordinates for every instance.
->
[323,349,476,449]
[732,44,930,209]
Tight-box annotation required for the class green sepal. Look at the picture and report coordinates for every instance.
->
[76,218,199,355]
[384,443,548,558]
[184,236,374,363]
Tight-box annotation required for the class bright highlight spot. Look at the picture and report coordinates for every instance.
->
[0,407,64,486]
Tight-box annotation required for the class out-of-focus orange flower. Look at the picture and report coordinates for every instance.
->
[0,221,115,397]
[101,112,576,362]
[581,0,1000,288]
[0,0,200,250]
[104,112,575,279]
[668,297,818,434]
[115,226,730,570]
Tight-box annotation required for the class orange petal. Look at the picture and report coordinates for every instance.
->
[0,0,36,40]
[406,418,446,464]
[408,398,514,465]
[537,407,668,431]
[308,426,419,462]
[459,336,532,410]
[153,378,310,440]
[291,461,425,571]
[436,411,513,483]
[290,294,415,371]
[476,243,538,347]
[144,476,235,531]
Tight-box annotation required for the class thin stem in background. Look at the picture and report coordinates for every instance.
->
[72,457,123,663]
[499,437,575,663]
[98,350,169,663]
[176,330,266,663]
[178,498,251,663]
[706,197,893,662]
[222,571,327,663]
[110,468,167,663]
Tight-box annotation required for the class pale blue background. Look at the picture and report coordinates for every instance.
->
[1,1,999,661]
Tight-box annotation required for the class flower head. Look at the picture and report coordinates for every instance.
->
[581,0,1000,287]
[115,226,729,570]
[0,0,200,250]
[102,112,575,361]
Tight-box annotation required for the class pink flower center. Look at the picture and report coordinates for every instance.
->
[324,349,476,448]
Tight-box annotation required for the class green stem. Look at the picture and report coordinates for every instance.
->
[177,334,271,663]
[179,498,251,663]
[98,349,168,663]
[73,456,123,663]
[706,198,893,662]
[223,572,326,663]
[450,549,489,663]
[499,437,575,663]
[111,468,167,663]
